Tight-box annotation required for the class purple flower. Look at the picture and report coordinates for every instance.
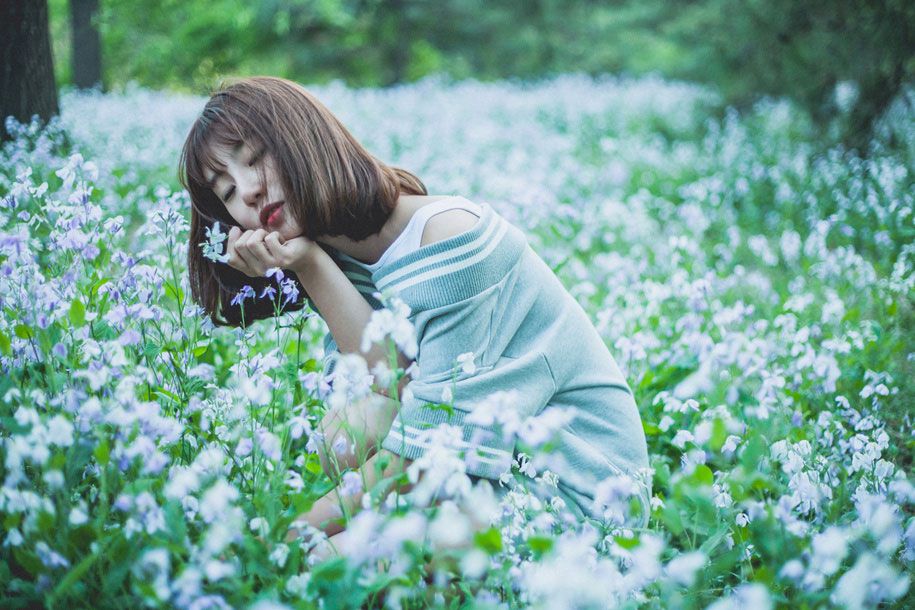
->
[280,278,299,306]
[230,285,255,307]
[259,285,277,300]
[119,329,142,346]
[265,267,284,283]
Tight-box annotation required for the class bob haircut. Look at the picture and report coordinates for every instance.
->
[178,76,427,327]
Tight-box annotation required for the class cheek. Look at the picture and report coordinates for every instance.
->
[281,212,305,239]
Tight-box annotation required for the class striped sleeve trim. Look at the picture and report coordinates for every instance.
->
[373,201,500,290]
[384,421,512,467]
[380,395,516,480]
[377,218,509,295]
[371,202,528,311]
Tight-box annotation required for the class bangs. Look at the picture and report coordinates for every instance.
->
[183,117,243,192]
[179,107,256,225]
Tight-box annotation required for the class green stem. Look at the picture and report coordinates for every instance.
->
[46,533,118,608]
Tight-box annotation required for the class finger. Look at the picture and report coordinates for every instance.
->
[225,226,242,261]
[264,232,285,261]
[243,229,273,273]
[246,228,272,259]
[233,230,263,275]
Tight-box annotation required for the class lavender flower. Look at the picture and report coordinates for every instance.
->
[279,277,299,305]
[230,285,255,307]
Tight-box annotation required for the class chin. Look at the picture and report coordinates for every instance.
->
[278,222,305,242]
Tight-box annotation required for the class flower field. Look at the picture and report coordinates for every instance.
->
[1,74,913,609]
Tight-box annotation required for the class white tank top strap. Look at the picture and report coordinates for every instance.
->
[361,196,482,271]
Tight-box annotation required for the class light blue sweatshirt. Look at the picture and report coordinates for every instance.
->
[313,200,651,522]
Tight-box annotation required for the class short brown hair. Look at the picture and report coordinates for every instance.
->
[178,76,427,327]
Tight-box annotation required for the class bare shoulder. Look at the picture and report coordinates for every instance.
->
[420,208,480,247]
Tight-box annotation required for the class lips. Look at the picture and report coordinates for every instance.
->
[259,202,284,228]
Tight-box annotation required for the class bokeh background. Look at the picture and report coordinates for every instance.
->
[42,0,915,152]
[1,2,914,608]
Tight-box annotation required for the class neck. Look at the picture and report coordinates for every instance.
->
[316,201,408,265]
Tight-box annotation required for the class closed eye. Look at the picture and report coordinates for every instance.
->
[248,148,264,166]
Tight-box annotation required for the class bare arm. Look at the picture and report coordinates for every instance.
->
[314,390,401,479]
[293,245,413,398]
[286,448,415,543]
[292,246,414,476]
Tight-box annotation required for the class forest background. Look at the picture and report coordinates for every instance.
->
[44,0,915,153]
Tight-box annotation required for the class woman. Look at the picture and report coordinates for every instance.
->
[178,76,651,558]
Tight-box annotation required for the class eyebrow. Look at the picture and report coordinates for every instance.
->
[204,142,244,188]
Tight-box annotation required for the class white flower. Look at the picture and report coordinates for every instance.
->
[809,527,848,578]
[249,517,269,536]
[69,505,89,526]
[132,548,170,602]
[428,501,472,550]
[672,429,694,449]
[707,583,772,610]
[269,543,290,568]
[238,372,273,407]
[456,352,476,375]
[831,552,909,609]
[360,295,417,359]
[659,415,675,432]
[199,480,239,524]
[164,466,200,500]
[779,558,804,581]
[326,353,373,410]
[722,435,741,455]
[250,600,293,610]
[200,221,230,263]
[665,551,706,586]
[47,415,74,446]
[42,470,65,489]
[517,406,574,448]
[203,559,235,581]
[256,429,281,462]
[340,471,363,498]
[286,573,312,597]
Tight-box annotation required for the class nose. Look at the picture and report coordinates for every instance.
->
[238,171,263,207]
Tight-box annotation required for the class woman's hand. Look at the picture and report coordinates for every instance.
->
[226,227,316,277]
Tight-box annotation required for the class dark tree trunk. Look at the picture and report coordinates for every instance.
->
[0,0,59,142]
[71,0,103,90]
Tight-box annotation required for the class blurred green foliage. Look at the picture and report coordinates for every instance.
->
[48,0,914,149]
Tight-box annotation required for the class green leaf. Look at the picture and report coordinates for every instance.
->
[305,455,323,474]
[740,433,768,471]
[710,418,727,451]
[310,557,347,582]
[94,438,110,466]
[527,535,553,558]
[690,465,715,487]
[69,298,86,327]
[659,502,684,535]
[154,386,181,403]
[0,331,10,356]
[474,526,503,554]
[614,534,640,550]
[14,324,32,340]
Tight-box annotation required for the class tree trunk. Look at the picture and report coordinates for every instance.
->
[0,0,59,142]
[71,0,103,90]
